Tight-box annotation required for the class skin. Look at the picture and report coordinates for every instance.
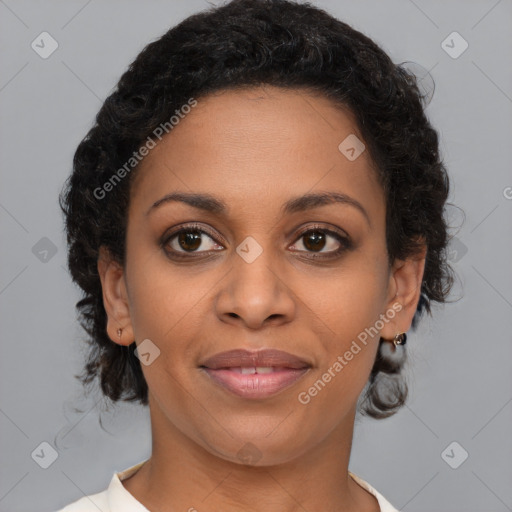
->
[98,85,426,512]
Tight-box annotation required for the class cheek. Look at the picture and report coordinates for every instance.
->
[295,269,386,411]
[303,258,388,339]
[126,255,220,385]
[125,242,201,338]
[298,256,388,392]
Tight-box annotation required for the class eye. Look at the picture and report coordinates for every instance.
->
[162,224,224,258]
[161,223,352,261]
[289,225,351,258]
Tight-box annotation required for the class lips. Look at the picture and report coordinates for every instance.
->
[201,349,311,370]
[199,349,311,399]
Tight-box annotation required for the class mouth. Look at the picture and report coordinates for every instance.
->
[199,349,311,400]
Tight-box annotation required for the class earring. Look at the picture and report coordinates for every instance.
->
[117,328,122,339]
[392,332,407,347]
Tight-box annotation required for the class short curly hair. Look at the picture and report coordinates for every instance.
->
[59,0,455,419]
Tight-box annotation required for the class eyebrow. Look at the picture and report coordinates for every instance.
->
[146,191,371,226]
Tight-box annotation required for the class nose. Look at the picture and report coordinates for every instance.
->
[215,245,296,330]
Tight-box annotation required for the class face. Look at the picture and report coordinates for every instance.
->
[99,85,425,466]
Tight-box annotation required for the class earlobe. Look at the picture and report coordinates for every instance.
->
[97,246,134,346]
[381,243,427,340]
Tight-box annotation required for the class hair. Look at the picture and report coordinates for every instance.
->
[59,0,456,419]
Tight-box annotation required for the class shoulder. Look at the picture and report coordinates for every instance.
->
[55,459,149,512]
[349,471,400,512]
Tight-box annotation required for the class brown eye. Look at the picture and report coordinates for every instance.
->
[290,226,351,258]
[163,225,224,257]
[176,230,202,252]
[161,223,352,262]
[302,231,327,252]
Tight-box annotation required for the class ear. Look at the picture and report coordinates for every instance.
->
[380,240,427,341]
[97,246,134,346]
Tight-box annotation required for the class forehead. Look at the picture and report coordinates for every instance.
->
[130,86,384,223]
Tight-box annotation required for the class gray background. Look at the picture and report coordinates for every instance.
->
[1,0,511,511]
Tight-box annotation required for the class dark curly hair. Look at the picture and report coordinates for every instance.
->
[59,0,456,419]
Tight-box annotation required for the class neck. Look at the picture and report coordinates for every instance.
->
[122,395,379,512]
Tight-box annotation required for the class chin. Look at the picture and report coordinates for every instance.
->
[201,425,314,468]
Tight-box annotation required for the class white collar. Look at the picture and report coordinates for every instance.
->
[103,460,399,512]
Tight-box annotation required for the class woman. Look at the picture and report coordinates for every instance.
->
[57,0,454,510]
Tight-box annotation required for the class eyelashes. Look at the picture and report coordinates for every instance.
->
[160,222,353,261]
[291,225,352,257]
[162,223,224,258]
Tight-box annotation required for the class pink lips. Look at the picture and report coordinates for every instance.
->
[200,349,311,399]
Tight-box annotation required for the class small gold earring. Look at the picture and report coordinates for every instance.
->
[392,332,407,347]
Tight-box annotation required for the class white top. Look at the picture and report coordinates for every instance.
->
[56,459,399,511]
